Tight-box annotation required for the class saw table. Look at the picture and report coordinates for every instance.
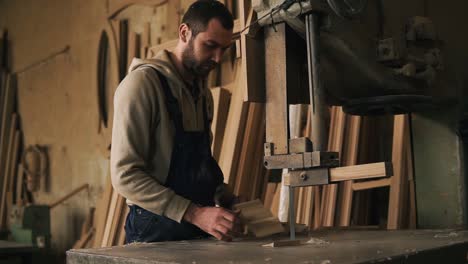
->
[67,229,468,264]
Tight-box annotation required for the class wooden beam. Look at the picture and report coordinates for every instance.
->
[330,162,393,182]
[352,178,391,191]
[108,0,167,19]
[387,115,408,230]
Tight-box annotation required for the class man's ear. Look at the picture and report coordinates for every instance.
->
[179,23,192,43]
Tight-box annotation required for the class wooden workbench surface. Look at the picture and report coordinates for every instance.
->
[67,229,468,264]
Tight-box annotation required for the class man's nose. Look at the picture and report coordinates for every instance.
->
[212,49,223,63]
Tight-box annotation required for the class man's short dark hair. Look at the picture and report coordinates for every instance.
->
[182,0,234,37]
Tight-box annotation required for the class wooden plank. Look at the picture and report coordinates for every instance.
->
[352,178,391,191]
[270,183,281,217]
[330,162,393,182]
[117,205,130,246]
[387,115,408,230]
[73,229,95,249]
[210,87,231,161]
[240,7,265,102]
[312,186,321,229]
[263,183,277,210]
[0,75,13,199]
[93,173,114,247]
[218,62,250,186]
[406,131,417,229]
[234,199,283,237]
[81,208,95,237]
[101,188,119,247]
[249,122,267,201]
[338,115,361,226]
[109,195,125,246]
[322,107,346,227]
[234,103,263,201]
[0,113,16,229]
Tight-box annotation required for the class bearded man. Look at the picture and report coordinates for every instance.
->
[110,0,239,243]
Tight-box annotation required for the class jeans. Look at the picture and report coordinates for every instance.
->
[124,205,209,243]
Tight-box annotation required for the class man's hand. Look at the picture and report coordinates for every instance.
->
[183,203,240,241]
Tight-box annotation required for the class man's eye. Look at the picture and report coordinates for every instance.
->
[205,43,216,49]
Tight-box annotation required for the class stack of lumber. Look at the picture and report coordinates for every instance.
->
[283,107,416,230]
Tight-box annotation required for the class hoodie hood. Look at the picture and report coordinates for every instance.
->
[128,50,186,88]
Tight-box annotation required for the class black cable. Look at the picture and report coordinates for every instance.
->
[327,0,368,19]
[239,0,300,34]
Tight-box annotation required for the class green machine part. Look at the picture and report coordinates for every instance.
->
[11,205,51,248]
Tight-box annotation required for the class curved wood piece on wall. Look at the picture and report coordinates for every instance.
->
[96,22,120,158]
[97,30,109,129]
[108,0,167,19]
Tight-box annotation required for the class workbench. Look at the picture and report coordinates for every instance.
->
[67,230,468,264]
[0,240,36,264]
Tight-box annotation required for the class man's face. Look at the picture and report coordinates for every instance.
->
[182,18,233,77]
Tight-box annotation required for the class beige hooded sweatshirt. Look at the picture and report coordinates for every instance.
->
[110,50,214,223]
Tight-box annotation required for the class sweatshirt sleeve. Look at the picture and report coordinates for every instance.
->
[110,69,190,223]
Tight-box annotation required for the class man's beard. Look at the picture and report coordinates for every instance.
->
[182,39,218,78]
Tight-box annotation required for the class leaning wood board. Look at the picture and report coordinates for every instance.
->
[0,75,14,199]
[0,113,16,229]
[210,87,231,161]
[93,174,114,248]
[322,107,346,227]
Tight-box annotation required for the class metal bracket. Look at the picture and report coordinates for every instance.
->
[283,167,329,187]
[263,151,339,170]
